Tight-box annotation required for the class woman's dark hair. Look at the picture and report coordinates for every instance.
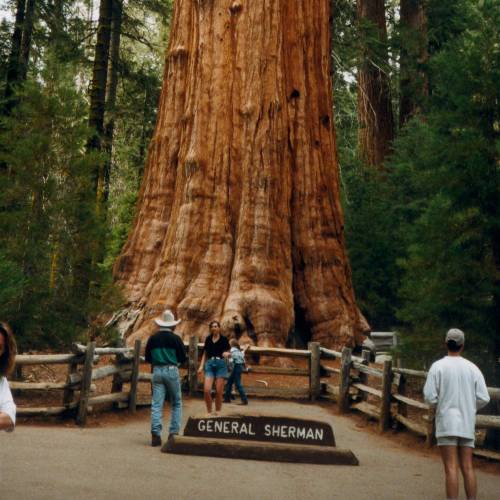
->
[446,339,462,352]
[209,320,221,329]
[0,322,17,377]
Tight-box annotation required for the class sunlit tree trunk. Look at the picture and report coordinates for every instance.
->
[114,0,368,349]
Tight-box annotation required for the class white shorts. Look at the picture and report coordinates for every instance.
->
[437,436,475,448]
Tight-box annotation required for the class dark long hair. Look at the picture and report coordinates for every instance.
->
[0,322,17,377]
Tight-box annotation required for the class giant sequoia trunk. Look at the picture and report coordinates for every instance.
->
[357,0,394,168]
[114,0,368,349]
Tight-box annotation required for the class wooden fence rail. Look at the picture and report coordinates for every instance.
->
[321,346,500,457]
[11,337,500,460]
[13,341,143,423]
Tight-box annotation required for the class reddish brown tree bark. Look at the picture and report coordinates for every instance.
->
[399,0,428,126]
[114,0,368,349]
[357,0,394,168]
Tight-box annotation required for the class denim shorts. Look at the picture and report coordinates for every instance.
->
[437,436,475,448]
[204,358,228,379]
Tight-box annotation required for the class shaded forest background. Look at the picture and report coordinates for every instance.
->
[0,0,497,378]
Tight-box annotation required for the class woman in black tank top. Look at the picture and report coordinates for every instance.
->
[197,320,230,414]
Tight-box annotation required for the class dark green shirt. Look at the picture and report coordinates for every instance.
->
[145,329,187,366]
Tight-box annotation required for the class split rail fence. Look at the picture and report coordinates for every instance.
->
[12,338,500,459]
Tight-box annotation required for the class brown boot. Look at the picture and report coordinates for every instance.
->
[151,433,162,447]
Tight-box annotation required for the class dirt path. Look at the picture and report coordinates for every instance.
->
[2,399,499,500]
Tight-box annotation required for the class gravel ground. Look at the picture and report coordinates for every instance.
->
[1,399,499,500]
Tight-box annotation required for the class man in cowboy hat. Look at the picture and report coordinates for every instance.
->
[145,309,186,447]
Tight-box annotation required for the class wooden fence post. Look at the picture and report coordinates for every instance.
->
[14,364,23,381]
[63,349,80,408]
[111,364,125,399]
[188,335,199,396]
[425,407,436,447]
[395,372,407,429]
[361,349,371,365]
[308,342,321,401]
[358,349,371,402]
[76,342,95,426]
[379,359,393,432]
[338,347,352,414]
[128,340,141,412]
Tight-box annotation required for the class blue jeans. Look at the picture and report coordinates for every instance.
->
[224,364,247,402]
[151,365,182,436]
[204,358,228,379]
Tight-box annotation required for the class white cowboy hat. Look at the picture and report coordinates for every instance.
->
[154,309,181,328]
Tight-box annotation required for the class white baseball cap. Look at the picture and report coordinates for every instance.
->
[445,328,464,346]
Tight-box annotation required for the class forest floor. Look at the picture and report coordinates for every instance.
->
[2,398,499,500]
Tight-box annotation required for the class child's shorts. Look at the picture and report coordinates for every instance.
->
[437,436,475,448]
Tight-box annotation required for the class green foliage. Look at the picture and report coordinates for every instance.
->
[0,0,172,350]
[426,0,472,55]
[388,1,499,372]
[336,0,498,375]
[342,163,400,330]
[0,249,24,317]
[0,60,121,349]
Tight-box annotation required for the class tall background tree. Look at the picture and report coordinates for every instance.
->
[356,0,394,168]
[399,0,427,125]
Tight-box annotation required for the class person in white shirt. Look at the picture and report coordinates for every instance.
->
[223,339,249,405]
[424,328,490,500]
[0,322,17,431]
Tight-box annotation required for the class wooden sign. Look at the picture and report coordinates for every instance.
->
[183,414,335,446]
[164,413,358,465]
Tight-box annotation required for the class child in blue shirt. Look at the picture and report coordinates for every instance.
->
[223,339,249,405]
